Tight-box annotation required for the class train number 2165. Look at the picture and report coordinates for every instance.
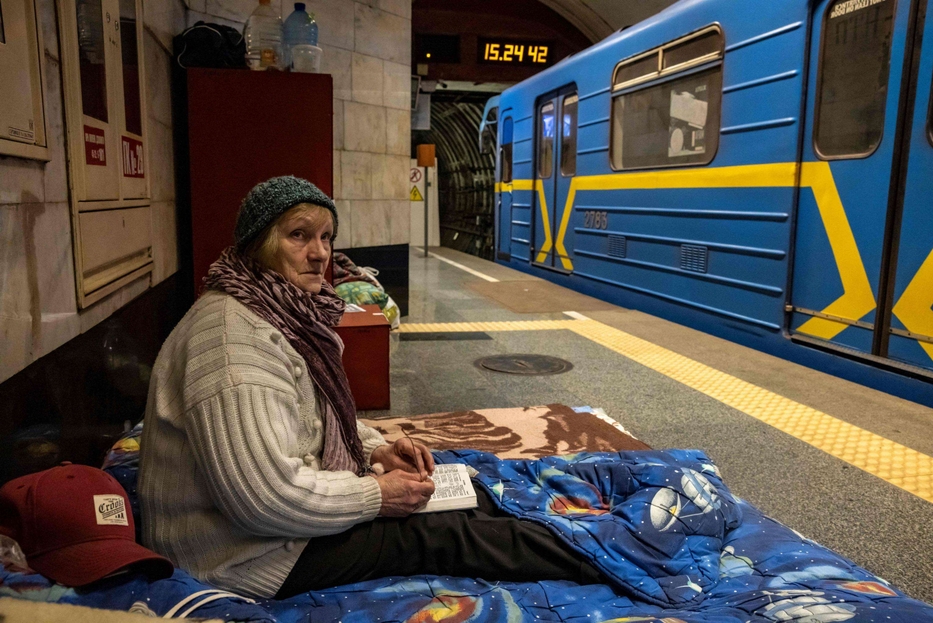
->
[584,211,608,229]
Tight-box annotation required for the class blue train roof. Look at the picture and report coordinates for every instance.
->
[498,0,810,107]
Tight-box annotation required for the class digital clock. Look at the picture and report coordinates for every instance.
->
[477,38,554,67]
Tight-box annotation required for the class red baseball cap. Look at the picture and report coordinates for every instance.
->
[0,463,173,587]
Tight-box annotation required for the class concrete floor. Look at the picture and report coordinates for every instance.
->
[364,246,933,604]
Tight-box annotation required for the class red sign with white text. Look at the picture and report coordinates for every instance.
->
[84,125,106,166]
[121,135,145,178]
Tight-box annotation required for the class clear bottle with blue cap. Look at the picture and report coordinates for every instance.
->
[283,3,320,71]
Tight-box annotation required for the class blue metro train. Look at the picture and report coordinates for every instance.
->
[481,0,933,405]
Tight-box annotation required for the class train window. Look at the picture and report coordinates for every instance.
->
[611,66,722,170]
[662,29,723,71]
[814,0,895,158]
[560,94,578,176]
[500,116,513,183]
[538,101,555,178]
[614,52,660,89]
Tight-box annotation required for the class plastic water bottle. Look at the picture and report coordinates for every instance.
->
[244,0,284,70]
[283,3,318,69]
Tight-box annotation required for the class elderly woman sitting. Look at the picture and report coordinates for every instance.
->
[139,176,601,599]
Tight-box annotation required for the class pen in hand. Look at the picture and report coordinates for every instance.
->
[402,429,427,481]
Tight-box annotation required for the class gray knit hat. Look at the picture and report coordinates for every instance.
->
[234,176,338,250]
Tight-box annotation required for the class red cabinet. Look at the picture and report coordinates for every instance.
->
[186,69,333,292]
[334,305,391,411]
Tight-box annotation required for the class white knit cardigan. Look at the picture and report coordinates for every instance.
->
[138,291,386,598]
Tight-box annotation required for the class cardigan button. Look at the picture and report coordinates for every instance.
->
[294,365,303,379]
[270,332,282,344]
[312,419,322,430]
[285,540,295,552]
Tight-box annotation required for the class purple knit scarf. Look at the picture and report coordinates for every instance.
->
[203,248,367,475]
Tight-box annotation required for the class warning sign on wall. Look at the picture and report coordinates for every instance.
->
[410,186,424,201]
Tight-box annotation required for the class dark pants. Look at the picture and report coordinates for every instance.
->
[275,488,603,598]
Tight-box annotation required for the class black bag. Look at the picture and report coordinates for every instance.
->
[174,21,246,69]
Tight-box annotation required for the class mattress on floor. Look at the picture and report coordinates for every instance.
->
[2,448,932,622]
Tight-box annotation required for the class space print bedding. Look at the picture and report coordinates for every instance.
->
[2,448,932,622]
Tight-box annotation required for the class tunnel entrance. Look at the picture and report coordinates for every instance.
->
[414,91,497,260]
[411,0,592,260]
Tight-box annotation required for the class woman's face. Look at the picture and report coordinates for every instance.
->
[271,204,334,294]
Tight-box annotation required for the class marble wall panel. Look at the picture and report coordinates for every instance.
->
[339,150,373,199]
[333,198,353,249]
[349,199,390,248]
[352,53,384,106]
[145,32,174,128]
[41,55,68,204]
[354,4,409,65]
[387,199,409,244]
[385,108,410,156]
[202,0,271,26]
[145,0,188,53]
[0,203,35,382]
[34,202,80,357]
[374,154,408,200]
[301,0,355,51]
[333,100,345,151]
[377,0,411,20]
[321,46,353,101]
[383,61,410,110]
[185,0,207,12]
[150,201,179,285]
[0,159,45,205]
[185,9,241,29]
[148,121,176,203]
[344,101,386,154]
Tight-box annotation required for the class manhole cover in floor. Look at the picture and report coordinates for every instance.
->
[475,354,573,375]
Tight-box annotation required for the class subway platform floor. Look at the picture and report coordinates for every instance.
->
[362,245,933,603]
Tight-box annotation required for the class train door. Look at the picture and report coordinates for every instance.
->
[790,0,925,365]
[498,115,514,260]
[532,87,577,271]
[887,1,933,370]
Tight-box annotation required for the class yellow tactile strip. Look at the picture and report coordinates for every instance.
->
[399,318,933,503]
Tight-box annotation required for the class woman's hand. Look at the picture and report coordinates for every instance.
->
[370,439,435,480]
[374,470,436,516]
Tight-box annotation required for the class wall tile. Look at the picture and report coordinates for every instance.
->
[343,101,386,153]
[333,100,345,151]
[350,199,390,247]
[385,108,410,156]
[145,31,174,128]
[41,55,69,204]
[321,46,352,101]
[339,150,373,199]
[150,201,179,284]
[145,0,188,53]
[203,0,275,26]
[34,202,80,357]
[36,0,60,61]
[333,198,353,249]
[372,154,408,200]
[186,9,242,29]
[148,121,176,202]
[0,159,45,205]
[302,0,354,51]
[333,152,342,197]
[354,4,409,65]
[352,53,384,106]
[378,0,410,19]
[0,204,35,382]
[383,61,410,110]
[387,199,409,244]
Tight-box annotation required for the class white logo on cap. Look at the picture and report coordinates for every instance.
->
[93,495,129,526]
